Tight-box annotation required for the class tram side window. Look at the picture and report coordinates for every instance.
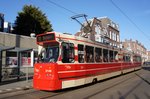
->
[114,51,118,62]
[123,55,131,62]
[95,48,102,62]
[109,50,114,62]
[134,56,141,62]
[103,49,109,62]
[62,42,75,63]
[137,56,142,62]
[109,51,118,62]
[78,44,84,63]
[85,46,94,63]
[127,56,131,62]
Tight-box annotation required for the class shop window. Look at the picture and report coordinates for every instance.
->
[6,51,17,57]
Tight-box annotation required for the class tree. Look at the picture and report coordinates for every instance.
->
[13,5,53,36]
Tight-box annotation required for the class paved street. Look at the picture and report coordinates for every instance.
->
[0,68,150,99]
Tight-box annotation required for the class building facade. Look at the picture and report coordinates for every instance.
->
[146,51,150,61]
[4,22,11,33]
[122,39,147,62]
[0,32,37,49]
[75,17,120,48]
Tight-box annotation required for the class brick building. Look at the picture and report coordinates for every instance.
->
[122,39,147,62]
[146,51,150,61]
[75,17,120,48]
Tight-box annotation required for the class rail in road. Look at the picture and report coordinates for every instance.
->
[0,68,150,99]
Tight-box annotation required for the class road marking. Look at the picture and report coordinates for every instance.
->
[6,89,12,91]
[25,86,30,88]
[16,87,22,90]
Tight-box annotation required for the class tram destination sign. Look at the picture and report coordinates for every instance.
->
[37,33,55,42]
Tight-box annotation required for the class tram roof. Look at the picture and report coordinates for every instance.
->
[37,32,120,51]
[54,32,121,51]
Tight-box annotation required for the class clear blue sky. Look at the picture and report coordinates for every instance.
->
[0,0,150,50]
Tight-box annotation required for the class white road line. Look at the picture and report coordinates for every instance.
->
[16,87,22,90]
[6,89,12,91]
[25,86,30,88]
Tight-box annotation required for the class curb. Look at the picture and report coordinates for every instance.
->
[0,86,32,94]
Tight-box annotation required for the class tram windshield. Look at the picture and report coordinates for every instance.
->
[38,45,59,63]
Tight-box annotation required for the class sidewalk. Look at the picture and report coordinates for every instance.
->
[0,79,33,94]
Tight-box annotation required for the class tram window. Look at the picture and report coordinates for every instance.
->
[95,48,102,62]
[103,49,109,62]
[123,55,131,62]
[85,46,94,63]
[114,51,118,62]
[78,44,84,63]
[109,50,114,62]
[134,56,141,62]
[62,42,75,63]
[127,56,131,62]
[137,56,142,62]
[37,45,59,63]
[123,56,126,62]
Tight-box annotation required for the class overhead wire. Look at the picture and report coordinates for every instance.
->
[45,0,90,34]
[110,0,150,41]
[46,0,78,15]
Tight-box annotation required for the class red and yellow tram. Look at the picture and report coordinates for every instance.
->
[33,32,142,91]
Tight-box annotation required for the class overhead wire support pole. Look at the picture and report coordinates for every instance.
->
[71,14,87,19]
[83,15,92,32]
[71,14,87,28]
